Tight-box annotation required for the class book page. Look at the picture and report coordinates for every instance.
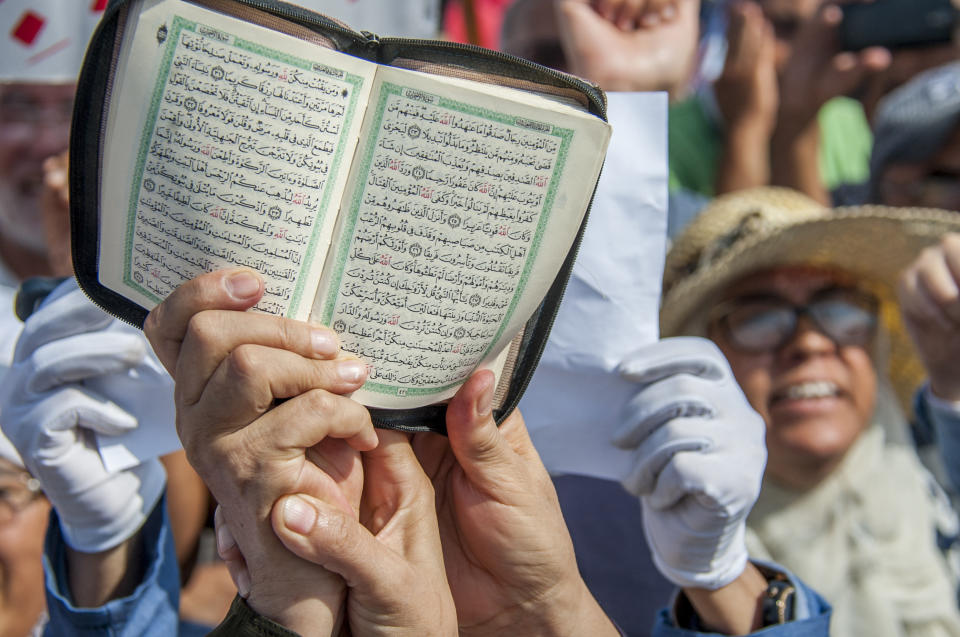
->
[311,67,611,409]
[99,0,376,319]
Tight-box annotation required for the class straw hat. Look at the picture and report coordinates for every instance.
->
[660,187,960,409]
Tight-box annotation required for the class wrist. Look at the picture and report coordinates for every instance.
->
[57,458,167,553]
[67,531,146,608]
[678,562,770,635]
[725,115,775,143]
[461,577,618,637]
[247,584,345,636]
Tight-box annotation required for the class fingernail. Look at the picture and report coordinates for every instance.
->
[337,359,368,384]
[215,524,235,558]
[236,571,251,598]
[640,12,660,27]
[283,495,318,535]
[311,328,338,357]
[225,271,261,300]
[660,4,676,20]
[822,5,842,24]
[477,378,493,418]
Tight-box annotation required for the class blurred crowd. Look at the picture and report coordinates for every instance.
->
[3,0,960,635]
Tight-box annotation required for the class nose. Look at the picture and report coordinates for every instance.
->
[778,313,837,362]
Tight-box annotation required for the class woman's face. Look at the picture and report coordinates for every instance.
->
[708,266,878,489]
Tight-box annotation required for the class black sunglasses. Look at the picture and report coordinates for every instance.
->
[709,287,880,353]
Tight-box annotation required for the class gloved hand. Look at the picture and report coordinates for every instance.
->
[0,279,169,552]
[614,337,767,590]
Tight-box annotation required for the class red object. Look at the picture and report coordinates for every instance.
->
[91,0,108,11]
[443,0,512,49]
[11,11,46,46]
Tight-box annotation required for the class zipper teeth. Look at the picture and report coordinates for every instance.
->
[494,173,600,423]
[71,2,143,330]
[215,0,607,118]
[378,36,607,118]
[233,0,369,43]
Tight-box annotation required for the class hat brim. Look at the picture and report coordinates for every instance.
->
[660,206,960,413]
[661,206,960,410]
[661,206,960,337]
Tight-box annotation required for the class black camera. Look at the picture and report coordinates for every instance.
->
[840,0,958,51]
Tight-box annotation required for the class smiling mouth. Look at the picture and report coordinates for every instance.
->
[772,381,842,404]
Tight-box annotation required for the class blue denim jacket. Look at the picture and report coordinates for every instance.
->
[42,494,208,637]
[651,565,832,636]
[916,384,960,495]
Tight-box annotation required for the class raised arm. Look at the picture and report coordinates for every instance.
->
[555,0,700,97]
[899,233,960,491]
[0,280,174,632]
[143,268,378,635]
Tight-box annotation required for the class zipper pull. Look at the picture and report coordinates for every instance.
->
[360,30,380,50]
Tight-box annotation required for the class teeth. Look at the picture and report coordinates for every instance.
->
[784,381,839,400]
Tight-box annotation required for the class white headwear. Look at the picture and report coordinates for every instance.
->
[0,0,106,83]
[290,0,440,38]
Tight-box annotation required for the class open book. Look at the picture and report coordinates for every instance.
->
[83,0,610,412]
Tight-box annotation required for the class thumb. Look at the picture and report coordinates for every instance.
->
[272,493,404,596]
[444,370,515,490]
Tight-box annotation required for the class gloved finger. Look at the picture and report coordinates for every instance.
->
[15,282,116,361]
[26,333,147,393]
[639,445,708,510]
[618,337,728,386]
[8,386,141,439]
[619,418,713,497]
[613,373,719,449]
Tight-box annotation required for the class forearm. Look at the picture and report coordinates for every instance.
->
[716,123,771,194]
[246,587,344,636]
[44,496,181,636]
[66,534,146,608]
[460,577,619,637]
[681,562,767,635]
[770,117,829,205]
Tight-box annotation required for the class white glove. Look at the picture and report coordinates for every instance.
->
[0,279,169,552]
[614,337,766,590]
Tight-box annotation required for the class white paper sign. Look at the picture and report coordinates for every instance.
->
[519,92,669,482]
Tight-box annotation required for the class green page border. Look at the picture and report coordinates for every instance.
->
[122,15,364,317]
[321,82,573,397]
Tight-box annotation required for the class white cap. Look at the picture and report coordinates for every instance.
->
[0,0,106,83]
